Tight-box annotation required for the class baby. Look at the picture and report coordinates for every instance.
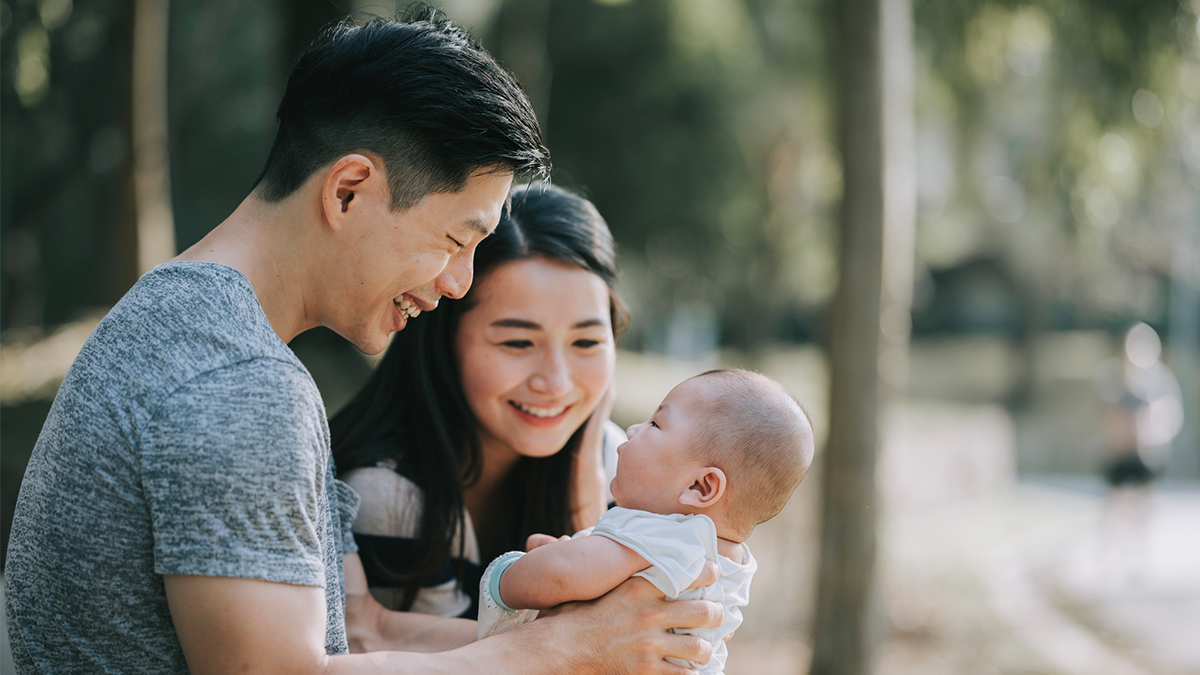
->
[477,369,815,674]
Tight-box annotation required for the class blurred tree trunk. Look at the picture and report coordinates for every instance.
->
[0,82,14,329]
[282,0,344,69]
[492,0,553,133]
[131,0,176,275]
[810,0,914,672]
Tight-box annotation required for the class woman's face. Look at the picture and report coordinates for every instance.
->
[455,256,616,466]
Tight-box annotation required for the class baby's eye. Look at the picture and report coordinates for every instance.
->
[649,420,659,429]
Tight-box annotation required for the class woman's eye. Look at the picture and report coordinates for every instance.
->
[501,340,533,349]
[573,339,600,348]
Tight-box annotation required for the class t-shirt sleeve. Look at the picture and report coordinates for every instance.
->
[332,476,361,555]
[141,359,328,587]
[591,508,717,599]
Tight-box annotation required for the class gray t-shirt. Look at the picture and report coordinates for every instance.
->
[4,262,360,673]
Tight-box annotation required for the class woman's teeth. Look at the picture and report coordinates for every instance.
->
[396,299,421,319]
[513,401,566,418]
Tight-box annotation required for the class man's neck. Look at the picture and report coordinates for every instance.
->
[174,193,317,344]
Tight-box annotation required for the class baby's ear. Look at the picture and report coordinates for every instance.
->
[679,467,726,509]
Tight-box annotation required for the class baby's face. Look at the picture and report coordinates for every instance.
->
[611,377,716,514]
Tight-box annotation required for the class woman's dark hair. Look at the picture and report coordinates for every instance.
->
[255,7,549,210]
[330,183,626,610]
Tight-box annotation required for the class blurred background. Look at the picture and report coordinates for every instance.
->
[1,0,1198,673]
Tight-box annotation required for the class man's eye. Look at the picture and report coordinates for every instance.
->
[448,235,465,250]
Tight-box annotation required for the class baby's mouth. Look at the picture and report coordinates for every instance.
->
[510,401,568,418]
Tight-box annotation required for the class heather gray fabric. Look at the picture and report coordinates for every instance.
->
[4,261,360,673]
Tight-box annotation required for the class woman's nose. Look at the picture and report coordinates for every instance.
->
[529,349,572,395]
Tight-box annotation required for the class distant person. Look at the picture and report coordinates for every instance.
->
[1094,322,1183,578]
[476,369,816,675]
[1095,322,1184,490]
[331,183,626,626]
[5,11,720,674]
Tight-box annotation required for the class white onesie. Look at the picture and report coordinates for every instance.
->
[478,507,757,675]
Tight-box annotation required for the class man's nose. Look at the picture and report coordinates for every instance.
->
[436,253,473,300]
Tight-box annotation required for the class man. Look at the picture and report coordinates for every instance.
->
[5,11,719,674]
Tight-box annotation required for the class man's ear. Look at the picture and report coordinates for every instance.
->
[679,467,726,510]
[320,154,378,232]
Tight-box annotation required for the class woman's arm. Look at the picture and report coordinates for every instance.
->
[572,383,616,531]
[343,553,478,653]
[498,535,649,610]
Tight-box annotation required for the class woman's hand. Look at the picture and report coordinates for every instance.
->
[571,381,616,531]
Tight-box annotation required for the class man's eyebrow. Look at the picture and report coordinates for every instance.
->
[465,218,492,236]
[491,318,541,329]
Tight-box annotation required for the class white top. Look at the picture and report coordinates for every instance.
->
[591,507,757,674]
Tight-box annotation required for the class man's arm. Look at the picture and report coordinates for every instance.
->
[342,553,477,653]
[499,535,649,610]
[165,562,721,675]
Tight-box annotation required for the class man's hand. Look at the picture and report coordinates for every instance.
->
[534,559,723,674]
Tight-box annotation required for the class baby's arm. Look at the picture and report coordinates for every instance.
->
[498,535,650,610]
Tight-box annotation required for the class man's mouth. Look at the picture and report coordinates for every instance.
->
[510,401,568,418]
[394,295,423,320]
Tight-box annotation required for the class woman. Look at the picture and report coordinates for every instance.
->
[331,183,627,624]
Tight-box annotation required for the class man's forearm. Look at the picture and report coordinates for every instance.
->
[329,615,584,675]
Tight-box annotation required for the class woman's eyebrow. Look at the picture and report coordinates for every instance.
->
[573,318,607,329]
[491,318,541,329]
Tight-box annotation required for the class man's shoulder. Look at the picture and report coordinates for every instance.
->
[78,261,303,399]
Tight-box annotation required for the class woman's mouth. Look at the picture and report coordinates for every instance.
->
[509,401,570,422]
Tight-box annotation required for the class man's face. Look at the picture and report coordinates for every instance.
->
[331,168,513,354]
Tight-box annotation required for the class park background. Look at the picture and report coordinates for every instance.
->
[1,0,1198,673]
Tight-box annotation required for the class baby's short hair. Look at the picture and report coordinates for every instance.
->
[687,369,814,537]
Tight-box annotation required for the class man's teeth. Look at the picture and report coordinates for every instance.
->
[396,299,421,319]
[513,402,566,418]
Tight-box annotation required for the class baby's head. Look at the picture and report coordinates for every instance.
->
[611,369,815,541]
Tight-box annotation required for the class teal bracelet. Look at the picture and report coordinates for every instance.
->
[489,552,523,612]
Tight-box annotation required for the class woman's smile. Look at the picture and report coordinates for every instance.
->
[509,400,574,427]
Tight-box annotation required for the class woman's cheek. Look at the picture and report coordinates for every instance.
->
[580,350,616,404]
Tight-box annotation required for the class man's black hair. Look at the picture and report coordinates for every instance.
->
[254,6,549,210]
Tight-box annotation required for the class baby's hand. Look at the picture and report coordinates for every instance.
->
[525,533,571,552]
